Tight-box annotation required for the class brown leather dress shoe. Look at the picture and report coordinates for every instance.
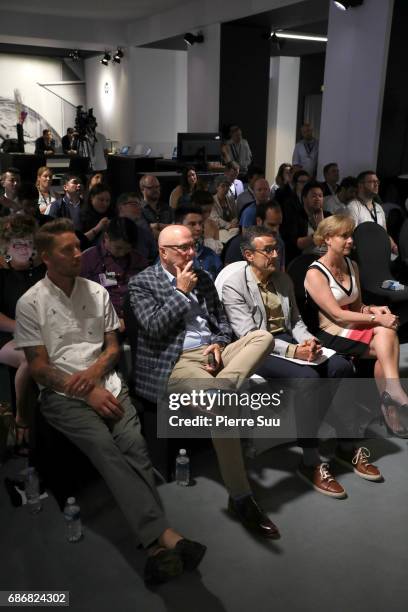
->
[297,462,346,498]
[228,495,280,539]
[335,446,382,481]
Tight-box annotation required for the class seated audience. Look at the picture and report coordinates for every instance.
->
[61,127,79,156]
[292,122,318,177]
[236,165,265,216]
[321,163,340,197]
[36,166,57,215]
[169,167,198,209]
[220,226,364,498]
[49,173,83,231]
[305,215,408,438]
[270,163,292,199]
[15,218,206,585]
[256,201,285,270]
[80,183,114,246]
[15,183,55,226]
[140,174,174,238]
[239,178,271,228]
[116,192,158,264]
[324,176,358,214]
[211,176,239,242]
[191,190,222,255]
[347,170,398,254]
[128,224,278,538]
[174,205,222,280]
[223,201,285,270]
[0,215,45,453]
[221,125,252,174]
[80,217,148,332]
[35,129,55,157]
[1,167,21,201]
[281,179,329,264]
[223,161,244,200]
[86,172,105,194]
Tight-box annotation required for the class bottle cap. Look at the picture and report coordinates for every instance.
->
[67,497,76,504]
[179,449,186,455]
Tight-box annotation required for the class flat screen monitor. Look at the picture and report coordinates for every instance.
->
[177,132,221,163]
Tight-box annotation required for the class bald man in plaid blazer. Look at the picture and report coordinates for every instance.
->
[128,225,280,539]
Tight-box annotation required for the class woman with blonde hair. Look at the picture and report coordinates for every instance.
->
[36,166,56,214]
[305,214,408,440]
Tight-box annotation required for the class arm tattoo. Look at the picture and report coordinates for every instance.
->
[23,346,69,392]
[90,331,120,378]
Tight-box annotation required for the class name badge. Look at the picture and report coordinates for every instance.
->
[99,272,118,287]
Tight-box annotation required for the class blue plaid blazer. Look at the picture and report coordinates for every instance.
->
[128,262,233,402]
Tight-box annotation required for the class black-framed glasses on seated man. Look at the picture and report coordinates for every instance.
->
[251,246,279,256]
[162,242,196,253]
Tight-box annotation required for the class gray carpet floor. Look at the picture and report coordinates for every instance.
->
[1,344,408,612]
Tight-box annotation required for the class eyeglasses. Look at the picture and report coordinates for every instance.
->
[251,246,278,255]
[364,179,380,186]
[162,243,196,253]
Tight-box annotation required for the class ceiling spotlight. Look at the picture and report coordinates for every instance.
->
[183,32,204,46]
[113,48,124,63]
[270,32,285,51]
[100,52,111,66]
[333,0,364,10]
[68,49,80,61]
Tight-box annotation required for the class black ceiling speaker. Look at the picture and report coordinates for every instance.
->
[184,32,204,46]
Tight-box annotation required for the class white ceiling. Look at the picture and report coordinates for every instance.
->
[0,0,188,21]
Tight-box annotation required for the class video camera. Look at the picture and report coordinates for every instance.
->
[75,106,97,142]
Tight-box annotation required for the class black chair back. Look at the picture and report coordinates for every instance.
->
[286,253,318,329]
[399,218,408,266]
[353,222,408,320]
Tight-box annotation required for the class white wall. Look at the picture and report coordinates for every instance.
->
[187,24,220,132]
[85,47,187,157]
[265,56,300,184]
[318,0,394,177]
[0,54,85,152]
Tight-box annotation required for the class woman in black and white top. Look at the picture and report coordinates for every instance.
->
[305,214,408,440]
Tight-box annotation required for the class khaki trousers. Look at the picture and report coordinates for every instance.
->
[169,330,273,497]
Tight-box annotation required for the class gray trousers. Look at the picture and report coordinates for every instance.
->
[40,383,169,548]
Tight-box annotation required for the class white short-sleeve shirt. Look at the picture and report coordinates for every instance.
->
[346,199,386,230]
[14,275,121,397]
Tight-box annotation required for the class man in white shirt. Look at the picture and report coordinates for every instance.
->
[14,218,205,585]
[347,170,398,254]
[89,131,108,172]
[236,165,265,216]
[223,161,244,200]
[292,122,319,177]
[324,176,358,214]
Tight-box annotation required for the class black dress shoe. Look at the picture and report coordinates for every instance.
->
[144,549,183,587]
[228,495,280,539]
[175,539,207,571]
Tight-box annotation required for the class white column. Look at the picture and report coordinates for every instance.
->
[265,56,300,184]
[187,24,220,132]
[318,0,394,178]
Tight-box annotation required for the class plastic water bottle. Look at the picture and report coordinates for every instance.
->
[175,449,190,486]
[63,497,83,543]
[25,467,42,514]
